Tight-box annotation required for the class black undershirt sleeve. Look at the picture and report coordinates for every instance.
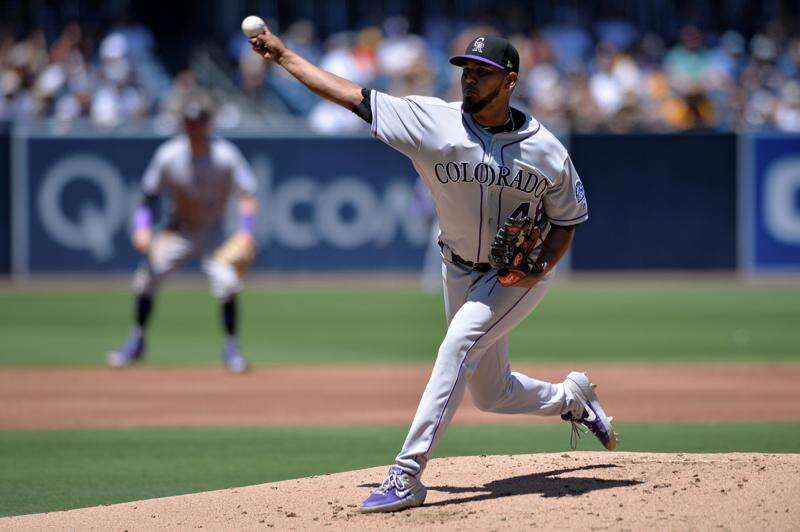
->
[351,87,373,124]
[141,194,158,210]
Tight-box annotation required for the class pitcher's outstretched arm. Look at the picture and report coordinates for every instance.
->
[248,24,363,111]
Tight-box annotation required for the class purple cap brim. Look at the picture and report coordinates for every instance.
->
[449,54,507,70]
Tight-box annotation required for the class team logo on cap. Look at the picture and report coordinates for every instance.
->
[472,37,485,53]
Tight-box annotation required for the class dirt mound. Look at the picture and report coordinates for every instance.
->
[4,453,798,530]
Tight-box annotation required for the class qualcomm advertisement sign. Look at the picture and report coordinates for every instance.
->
[22,136,430,272]
[37,154,130,262]
[744,134,800,271]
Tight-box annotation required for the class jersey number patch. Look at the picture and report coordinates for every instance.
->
[510,202,530,218]
[510,202,545,225]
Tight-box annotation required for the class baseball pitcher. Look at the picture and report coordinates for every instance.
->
[107,96,259,374]
[249,29,618,511]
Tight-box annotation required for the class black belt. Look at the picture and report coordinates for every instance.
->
[439,241,492,272]
[450,251,492,272]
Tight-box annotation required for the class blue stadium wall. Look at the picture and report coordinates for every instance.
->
[0,123,9,274]
[4,131,799,274]
[739,133,800,273]
[13,134,429,273]
[568,133,738,270]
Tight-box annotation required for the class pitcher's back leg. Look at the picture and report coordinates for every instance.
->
[468,335,566,416]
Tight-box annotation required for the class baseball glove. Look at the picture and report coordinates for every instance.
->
[489,215,544,287]
[212,233,256,276]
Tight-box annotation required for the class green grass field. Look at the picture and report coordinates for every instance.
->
[1,282,798,365]
[1,281,799,518]
[2,422,800,518]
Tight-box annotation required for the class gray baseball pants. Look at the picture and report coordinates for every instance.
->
[395,257,569,477]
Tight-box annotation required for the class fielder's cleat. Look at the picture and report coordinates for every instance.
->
[561,371,619,451]
[361,466,427,513]
[106,332,145,368]
[222,340,250,374]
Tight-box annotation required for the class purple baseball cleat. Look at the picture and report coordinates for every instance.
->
[561,371,619,451]
[106,331,145,368]
[361,466,427,513]
[223,339,250,374]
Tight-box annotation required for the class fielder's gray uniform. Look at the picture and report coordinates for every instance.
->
[133,135,257,300]
[369,90,588,476]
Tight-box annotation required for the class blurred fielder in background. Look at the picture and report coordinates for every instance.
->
[107,95,259,373]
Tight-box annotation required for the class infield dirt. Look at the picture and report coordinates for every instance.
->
[3,363,800,429]
[3,452,798,530]
[3,364,800,529]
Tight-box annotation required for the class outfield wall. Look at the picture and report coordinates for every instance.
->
[4,128,800,275]
[570,133,738,270]
[739,133,800,274]
[0,122,9,274]
[11,130,431,275]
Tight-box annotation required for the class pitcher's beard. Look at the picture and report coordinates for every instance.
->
[462,84,502,114]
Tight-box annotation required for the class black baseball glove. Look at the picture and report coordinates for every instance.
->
[489,215,544,286]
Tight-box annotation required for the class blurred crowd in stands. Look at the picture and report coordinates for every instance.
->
[2,13,799,133]
[0,20,173,129]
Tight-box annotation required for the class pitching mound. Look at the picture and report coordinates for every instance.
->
[4,453,798,530]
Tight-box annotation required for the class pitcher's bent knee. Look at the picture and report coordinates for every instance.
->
[470,391,503,412]
[469,380,513,412]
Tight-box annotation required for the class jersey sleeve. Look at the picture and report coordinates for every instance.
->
[369,90,426,157]
[227,143,257,195]
[543,155,588,226]
[141,144,169,195]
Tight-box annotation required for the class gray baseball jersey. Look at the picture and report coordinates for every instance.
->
[142,135,257,230]
[367,90,589,478]
[369,91,587,264]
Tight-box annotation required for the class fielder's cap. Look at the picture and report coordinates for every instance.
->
[181,94,214,122]
[449,35,519,73]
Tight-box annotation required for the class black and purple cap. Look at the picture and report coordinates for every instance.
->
[449,35,519,73]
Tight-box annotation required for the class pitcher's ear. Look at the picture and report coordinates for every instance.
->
[506,71,518,90]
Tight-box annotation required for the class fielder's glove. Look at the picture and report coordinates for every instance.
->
[489,215,544,287]
[212,233,256,276]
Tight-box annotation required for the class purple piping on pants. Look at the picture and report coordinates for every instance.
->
[422,286,533,456]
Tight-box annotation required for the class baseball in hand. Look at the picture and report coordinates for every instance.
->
[241,15,266,38]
